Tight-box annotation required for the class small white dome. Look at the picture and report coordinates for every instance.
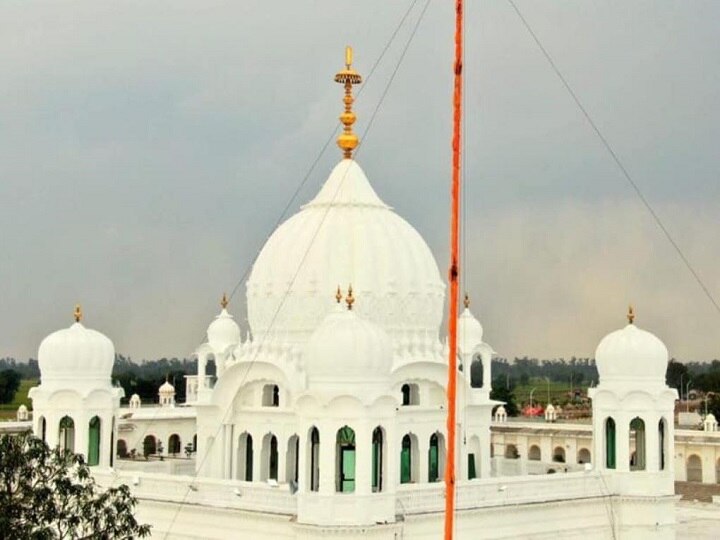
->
[130,393,141,402]
[595,323,669,383]
[207,309,241,352]
[159,381,175,394]
[496,405,506,413]
[18,404,27,412]
[545,403,555,412]
[457,307,483,354]
[304,304,393,383]
[38,322,114,384]
[705,413,717,423]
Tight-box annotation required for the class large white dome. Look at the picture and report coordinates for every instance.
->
[457,306,484,355]
[595,323,669,384]
[247,159,445,351]
[38,322,114,385]
[304,303,393,384]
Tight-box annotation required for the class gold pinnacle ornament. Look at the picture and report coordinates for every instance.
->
[334,46,362,159]
[627,305,635,324]
[346,284,355,310]
[74,304,82,323]
[221,292,229,309]
[464,293,470,309]
[335,285,343,304]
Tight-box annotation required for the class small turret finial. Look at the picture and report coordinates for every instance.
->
[464,293,470,309]
[335,285,343,303]
[220,292,229,309]
[334,46,362,159]
[627,304,635,324]
[74,304,82,323]
[346,284,355,310]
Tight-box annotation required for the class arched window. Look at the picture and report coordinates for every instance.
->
[552,446,566,463]
[142,435,157,457]
[400,434,417,484]
[87,416,101,466]
[39,416,46,443]
[429,433,445,482]
[336,426,356,493]
[168,434,181,455]
[110,417,115,468]
[686,454,702,482]
[528,445,541,461]
[468,436,481,479]
[262,384,280,407]
[117,439,128,458]
[470,356,484,388]
[605,417,616,469]
[401,383,419,406]
[59,416,75,452]
[629,417,646,471]
[261,434,278,481]
[286,435,299,484]
[192,434,197,452]
[577,448,591,464]
[504,444,519,459]
[309,427,320,492]
[658,418,667,471]
[372,427,384,492]
[237,433,253,481]
[716,458,720,484]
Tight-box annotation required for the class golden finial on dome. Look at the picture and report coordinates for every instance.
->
[346,284,355,310]
[627,304,635,324]
[335,285,343,303]
[220,292,229,309]
[334,46,362,159]
[464,293,470,309]
[74,304,82,323]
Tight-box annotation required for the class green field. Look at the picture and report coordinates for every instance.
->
[513,379,590,407]
[0,379,36,420]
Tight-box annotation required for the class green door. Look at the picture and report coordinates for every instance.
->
[400,436,412,483]
[340,447,356,492]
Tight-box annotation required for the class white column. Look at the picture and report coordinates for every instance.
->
[616,414,630,472]
[318,426,335,494]
[99,414,112,468]
[355,424,371,495]
[298,429,308,491]
[481,352,492,391]
[75,413,88,461]
[645,414,660,472]
[278,432,287,483]
[198,354,207,389]
[418,432,430,483]
[251,431,262,482]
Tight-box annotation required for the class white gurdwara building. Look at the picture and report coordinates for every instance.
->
[30,51,680,539]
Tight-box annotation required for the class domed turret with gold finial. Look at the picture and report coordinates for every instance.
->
[334,46,362,159]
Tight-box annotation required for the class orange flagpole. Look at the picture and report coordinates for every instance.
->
[444,0,463,539]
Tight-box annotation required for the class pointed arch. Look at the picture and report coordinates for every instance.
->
[59,416,75,452]
[237,432,253,481]
[629,417,646,471]
[308,427,320,492]
[605,417,616,469]
[372,426,385,492]
[168,434,181,455]
[336,426,356,492]
[87,416,101,466]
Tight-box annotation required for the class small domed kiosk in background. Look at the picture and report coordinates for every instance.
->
[159,380,176,408]
[589,306,677,500]
[16,404,29,421]
[29,305,123,468]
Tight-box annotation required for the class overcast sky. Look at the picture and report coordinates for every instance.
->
[1,1,718,363]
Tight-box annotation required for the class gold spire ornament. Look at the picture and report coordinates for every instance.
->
[335,285,343,303]
[74,304,82,323]
[221,293,229,309]
[464,293,470,309]
[346,284,355,310]
[627,305,635,324]
[334,46,362,159]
